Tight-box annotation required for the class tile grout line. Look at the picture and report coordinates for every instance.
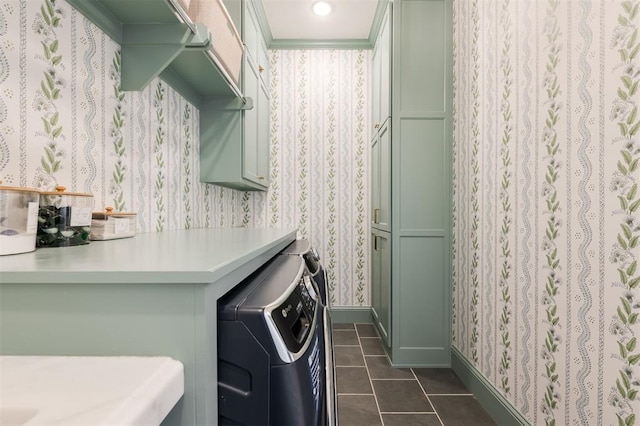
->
[370,378,419,381]
[338,392,376,396]
[427,393,474,397]
[410,368,446,426]
[355,323,385,426]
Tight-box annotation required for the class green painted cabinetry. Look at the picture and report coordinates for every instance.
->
[241,53,270,186]
[243,0,270,86]
[370,1,392,350]
[242,0,270,186]
[66,0,245,107]
[200,0,270,191]
[371,1,392,234]
[371,2,391,131]
[371,120,391,233]
[371,228,391,346]
[371,0,452,367]
[0,228,297,426]
[66,0,269,190]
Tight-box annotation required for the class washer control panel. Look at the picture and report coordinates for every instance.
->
[271,272,318,354]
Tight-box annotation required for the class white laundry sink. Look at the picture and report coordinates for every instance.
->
[0,356,184,426]
[0,407,39,426]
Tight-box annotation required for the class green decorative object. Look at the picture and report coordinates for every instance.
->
[36,186,94,248]
[36,205,91,247]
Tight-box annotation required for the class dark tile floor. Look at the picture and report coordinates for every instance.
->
[333,323,497,426]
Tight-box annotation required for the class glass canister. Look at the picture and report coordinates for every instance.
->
[0,183,40,255]
[89,207,137,240]
[37,185,94,247]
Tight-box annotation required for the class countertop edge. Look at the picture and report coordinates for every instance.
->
[0,228,297,284]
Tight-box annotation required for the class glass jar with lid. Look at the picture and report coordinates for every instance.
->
[0,182,40,255]
[37,185,94,247]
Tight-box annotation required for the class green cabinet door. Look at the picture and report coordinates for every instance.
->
[242,0,260,63]
[371,39,381,130]
[388,0,452,367]
[379,3,391,122]
[371,2,391,132]
[256,77,270,185]
[242,0,269,186]
[257,39,269,88]
[371,228,391,347]
[243,55,260,184]
[241,55,270,187]
[371,134,380,228]
[371,2,391,231]
[371,120,391,232]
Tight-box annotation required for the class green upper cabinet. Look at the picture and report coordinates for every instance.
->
[243,0,269,84]
[242,0,270,186]
[371,1,392,235]
[371,2,391,132]
[68,0,270,191]
[242,54,271,187]
[200,0,271,191]
[228,0,269,86]
[243,0,260,62]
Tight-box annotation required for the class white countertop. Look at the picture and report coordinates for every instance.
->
[0,356,184,426]
[0,227,297,284]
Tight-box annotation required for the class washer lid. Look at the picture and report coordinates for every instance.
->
[218,256,305,319]
[279,238,311,256]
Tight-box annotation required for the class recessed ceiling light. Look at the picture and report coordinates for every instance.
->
[312,1,332,16]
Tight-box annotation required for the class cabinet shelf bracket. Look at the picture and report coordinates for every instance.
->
[120,23,211,91]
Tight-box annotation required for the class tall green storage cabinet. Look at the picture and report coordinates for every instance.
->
[371,0,452,366]
[371,0,392,348]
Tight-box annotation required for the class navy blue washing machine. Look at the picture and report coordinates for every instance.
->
[279,240,336,426]
[279,239,329,306]
[217,255,334,426]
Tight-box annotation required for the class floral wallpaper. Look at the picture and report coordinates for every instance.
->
[245,50,371,307]
[0,0,249,233]
[453,0,640,424]
[0,0,371,308]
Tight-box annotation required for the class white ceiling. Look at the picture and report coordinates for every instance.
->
[261,0,379,41]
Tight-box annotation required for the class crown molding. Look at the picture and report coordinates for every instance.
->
[256,0,389,50]
[268,38,373,50]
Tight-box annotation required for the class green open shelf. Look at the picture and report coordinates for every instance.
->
[67,0,246,108]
